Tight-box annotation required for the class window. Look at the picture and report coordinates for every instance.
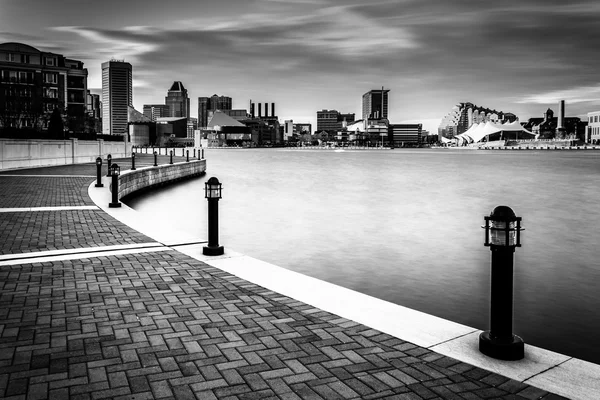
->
[9,71,17,82]
[6,53,16,62]
[19,71,27,83]
[44,73,57,84]
[20,54,30,64]
[44,88,58,98]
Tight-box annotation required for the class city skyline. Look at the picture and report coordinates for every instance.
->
[2,0,600,134]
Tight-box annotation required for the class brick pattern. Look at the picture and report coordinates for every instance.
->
[0,210,152,255]
[0,177,96,208]
[0,250,563,400]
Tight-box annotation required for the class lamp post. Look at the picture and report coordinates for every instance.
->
[131,152,136,170]
[186,150,189,162]
[108,163,121,208]
[95,157,103,187]
[479,206,524,360]
[202,149,204,159]
[170,150,173,165]
[203,177,224,256]
[106,154,112,177]
[154,151,158,167]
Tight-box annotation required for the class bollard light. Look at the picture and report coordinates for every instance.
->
[202,149,204,159]
[154,151,158,167]
[182,148,185,157]
[170,150,173,164]
[194,148,196,158]
[108,163,121,208]
[131,152,136,170]
[95,157,103,187]
[186,150,189,162]
[106,154,112,177]
[203,177,224,256]
[479,205,524,360]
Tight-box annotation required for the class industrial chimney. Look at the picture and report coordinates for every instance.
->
[558,100,565,129]
[264,102,268,118]
[250,102,255,119]
[258,103,262,118]
[271,103,275,117]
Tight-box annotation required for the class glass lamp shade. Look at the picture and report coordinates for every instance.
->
[483,206,523,247]
[110,164,120,177]
[205,177,222,199]
[96,157,102,165]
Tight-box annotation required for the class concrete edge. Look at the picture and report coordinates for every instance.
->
[87,180,600,400]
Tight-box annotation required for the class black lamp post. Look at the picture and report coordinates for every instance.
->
[202,149,204,159]
[154,151,158,167]
[95,157,103,187]
[479,206,524,360]
[106,154,112,177]
[170,150,173,164]
[131,152,136,170]
[203,177,224,256]
[108,163,121,208]
[186,150,189,162]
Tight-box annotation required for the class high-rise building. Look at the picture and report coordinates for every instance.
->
[165,81,190,119]
[198,94,232,128]
[316,109,355,133]
[0,42,88,133]
[101,60,132,135]
[362,88,390,121]
[143,104,169,121]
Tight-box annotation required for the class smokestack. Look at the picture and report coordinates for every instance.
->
[258,103,262,118]
[558,100,565,129]
[264,102,268,118]
[271,103,275,117]
[250,102,255,119]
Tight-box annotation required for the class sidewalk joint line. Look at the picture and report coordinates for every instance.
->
[0,174,96,177]
[167,240,209,247]
[522,357,573,383]
[427,328,479,349]
[0,206,99,212]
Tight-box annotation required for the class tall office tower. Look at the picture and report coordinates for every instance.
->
[362,88,390,120]
[165,81,190,118]
[101,60,132,135]
[197,94,232,128]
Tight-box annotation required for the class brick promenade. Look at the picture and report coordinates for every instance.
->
[0,159,565,399]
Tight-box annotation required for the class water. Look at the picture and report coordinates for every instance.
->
[126,148,600,364]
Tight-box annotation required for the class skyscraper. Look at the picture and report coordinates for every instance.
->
[362,88,390,120]
[165,81,190,119]
[198,94,232,128]
[101,60,132,135]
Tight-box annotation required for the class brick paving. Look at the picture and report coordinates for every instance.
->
[0,163,566,399]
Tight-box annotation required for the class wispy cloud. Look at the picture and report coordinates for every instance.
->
[517,85,600,104]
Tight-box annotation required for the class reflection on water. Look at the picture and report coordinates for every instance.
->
[126,148,600,364]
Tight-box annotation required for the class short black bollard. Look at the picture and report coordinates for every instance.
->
[170,150,173,164]
[182,148,185,157]
[186,150,189,162]
[153,151,158,167]
[131,152,136,170]
[95,157,103,187]
[194,148,196,158]
[201,149,204,159]
[106,154,112,177]
[108,164,121,208]
[479,206,524,360]
[203,177,224,256]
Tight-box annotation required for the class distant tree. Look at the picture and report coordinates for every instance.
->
[48,108,64,139]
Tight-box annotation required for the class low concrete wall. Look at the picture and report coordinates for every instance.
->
[118,159,206,200]
[0,138,131,170]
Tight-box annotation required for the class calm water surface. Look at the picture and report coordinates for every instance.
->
[127,148,600,364]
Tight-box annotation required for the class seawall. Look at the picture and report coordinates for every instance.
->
[118,159,207,200]
[0,138,131,170]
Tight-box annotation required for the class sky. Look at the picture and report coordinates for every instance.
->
[2,0,600,134]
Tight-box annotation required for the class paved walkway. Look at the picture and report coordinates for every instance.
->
[0,160,566,399]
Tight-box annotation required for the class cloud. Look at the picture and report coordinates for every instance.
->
[517,85,600,105]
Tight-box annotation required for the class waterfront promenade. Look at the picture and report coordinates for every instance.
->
[0,156,570,399]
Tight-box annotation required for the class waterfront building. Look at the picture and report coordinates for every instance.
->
[388,124,422,146]
[0,42,88,134]
[156,116,189,146]
[143,104,168,121]
[200,110,252,147]
[198,94,232,128]
[587,111,600,144]
[362,88,390,120]
[284,120,294,141]
[209,109,248,123]
[316,109,355,133]
[294,123,312,135]
[102,59,132,136]
[438,102,516,139]
[523,103,587,140]
[165,81,190,119]
[187,117,197,139]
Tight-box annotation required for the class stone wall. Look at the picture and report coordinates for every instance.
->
[118,159,206,200]
[0,138,131,170]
